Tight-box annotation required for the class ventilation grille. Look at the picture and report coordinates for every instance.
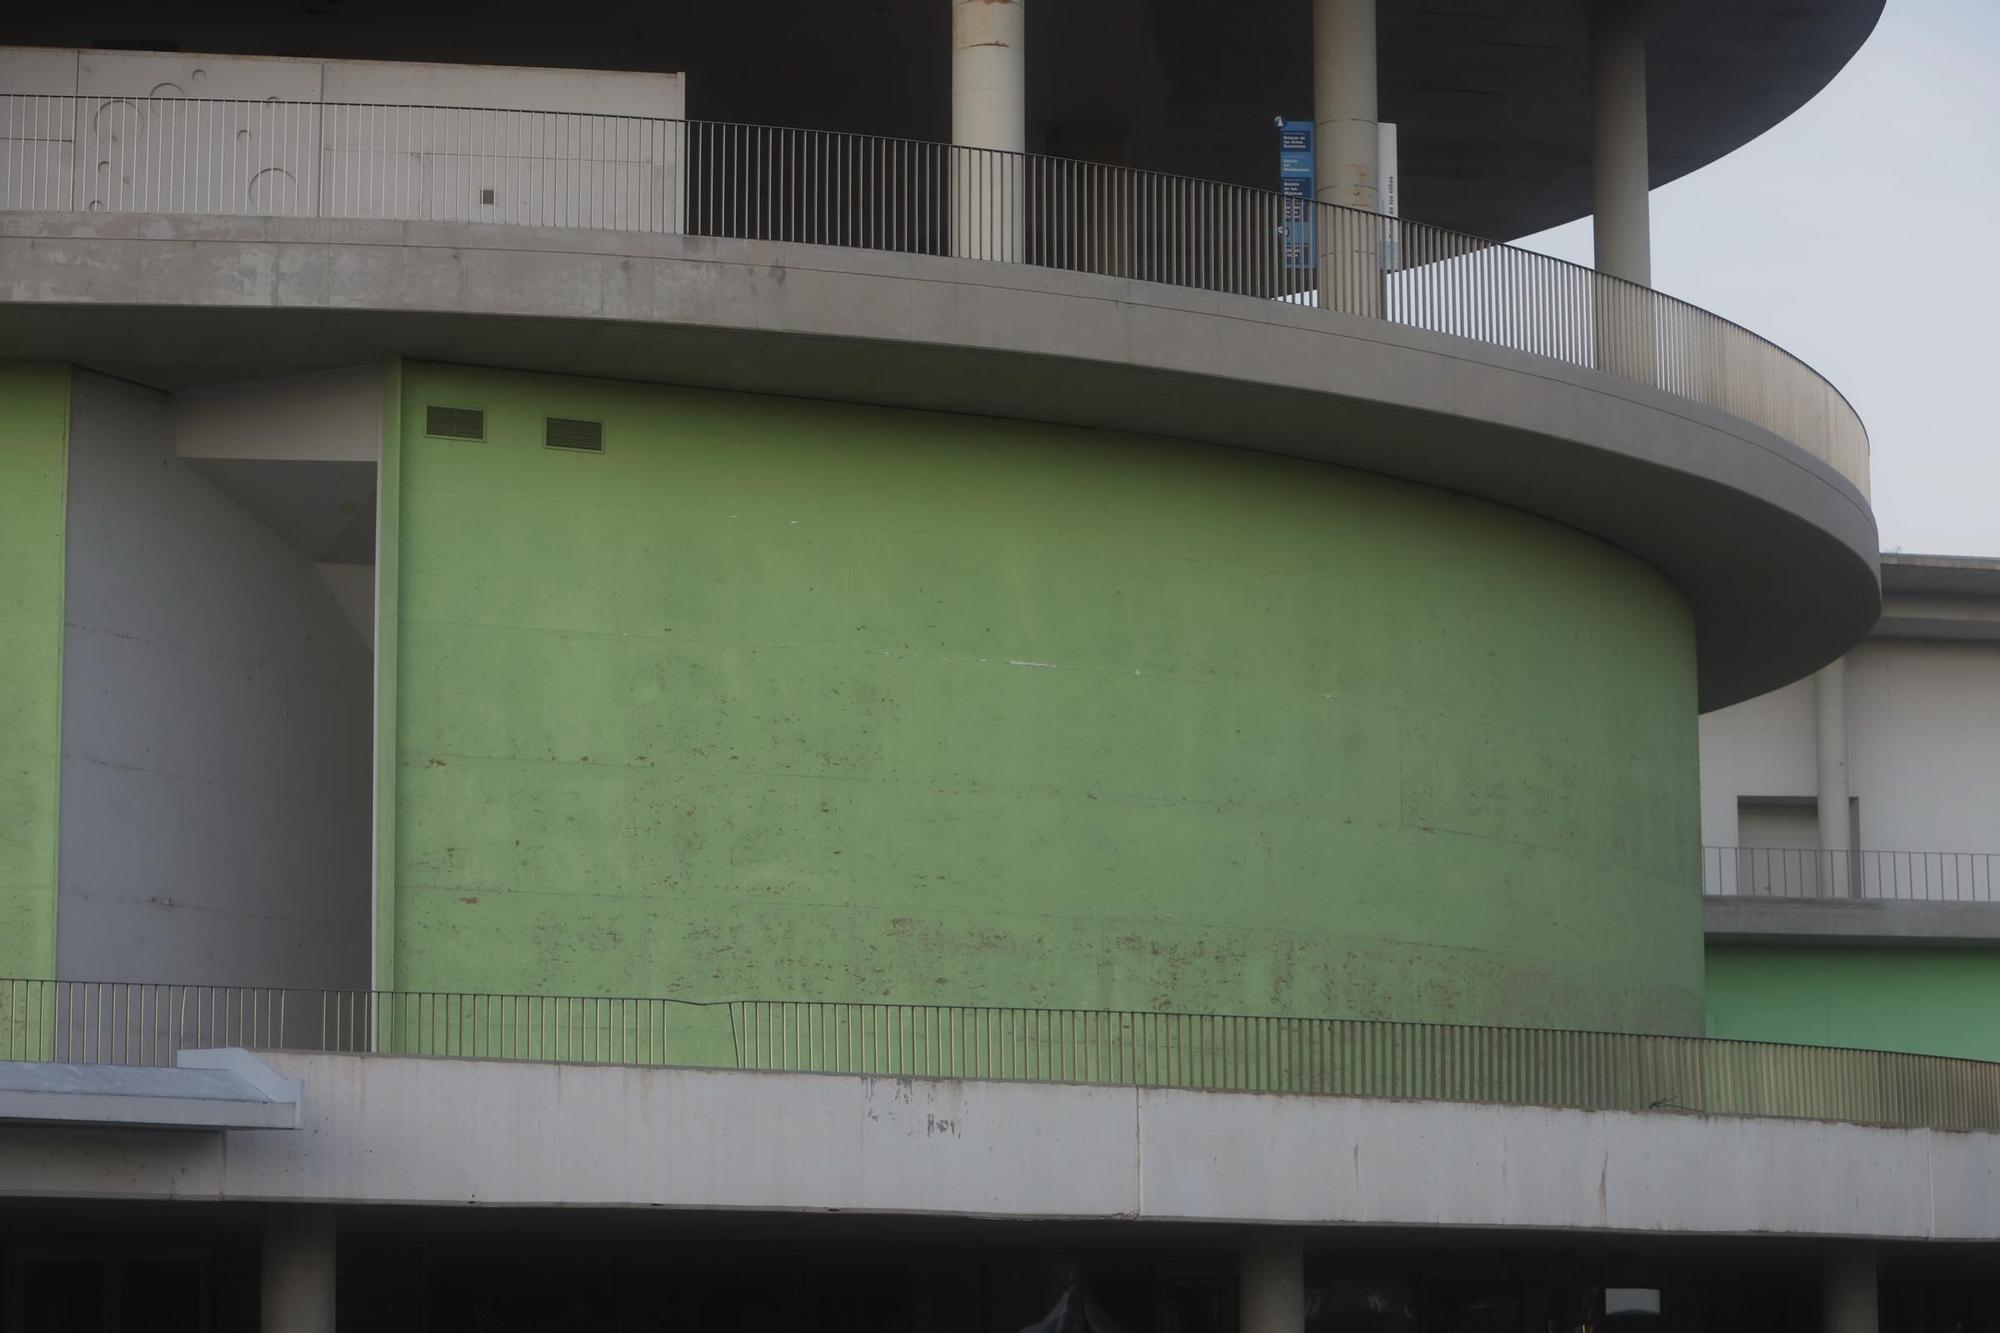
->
[545,417,605,453]
[425,405,486,440]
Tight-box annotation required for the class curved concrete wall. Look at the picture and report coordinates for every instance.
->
[0,214,1879,711]
[389,364,1704,1033]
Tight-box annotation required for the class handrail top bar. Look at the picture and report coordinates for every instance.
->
[5,976,1991,1069]
[1708,844,2000,858]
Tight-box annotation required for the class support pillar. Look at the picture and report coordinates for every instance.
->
[1822,1244,1879,1333]
[262,1209,336,1333]
[1238,1229,1305,1333]
[1589,0,1655,380]
[1815,658,1854,897]
[1590,0,1651,286]
[950,0,1025,261]
[1312,0,1382,316]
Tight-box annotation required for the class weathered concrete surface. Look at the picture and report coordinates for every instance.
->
[0,1050,298,1130]
[57,371,372,992]
[0,212,1877,708]
[0,1055,1994,1241]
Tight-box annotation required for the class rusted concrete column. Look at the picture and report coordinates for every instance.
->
[1313,0,1377,214]
[951,0,1025,260]
[1312,0,1382,315]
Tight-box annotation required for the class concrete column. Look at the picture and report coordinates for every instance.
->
[1589,0,1655,381]
[1313,0,1377,214]
[951,0,1026,261]
[1822,1244,1879,1333]
[1312,0,1382,315]
[1589,0,1651,287]
[1239,1230,1305,1333]
[1815,657,1854,897]
[262,1210,336,1333]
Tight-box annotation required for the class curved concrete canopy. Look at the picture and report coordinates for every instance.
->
[1167,0,1889,241]
[0,211,1880,708]
[0,0,1884,242]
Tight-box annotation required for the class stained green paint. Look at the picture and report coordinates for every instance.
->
[0,365,69,980]
[373,357,403,992]
[1706,944,2000,1060]
[391,363,1704,1033]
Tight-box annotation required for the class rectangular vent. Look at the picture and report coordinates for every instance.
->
[544,417,605,453]
[425,405,485,440]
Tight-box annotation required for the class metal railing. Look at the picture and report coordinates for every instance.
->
[1704,846,2000,903]
[0,93,1868,496]
[4,979,1995,1133]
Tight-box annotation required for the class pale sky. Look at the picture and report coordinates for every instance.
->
[1513,0,2000,558]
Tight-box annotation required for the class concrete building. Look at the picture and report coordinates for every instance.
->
[2,1,1991,1329]
[1700,553,2000,1062]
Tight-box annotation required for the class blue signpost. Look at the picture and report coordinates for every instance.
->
[1278,119,1315,271]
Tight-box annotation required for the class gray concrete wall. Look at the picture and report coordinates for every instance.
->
[56,371,371,989]
[1701,638,2000,856]
[0,47,685,229]
[172,366,383,465]
[0,45,684,117]
[1846,638,2000,854]
[1699,676,1818,849]
[1,1055,1995,1242]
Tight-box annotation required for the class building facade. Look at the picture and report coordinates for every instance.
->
[5,1,1991,1330]
[1700,553,2000,1061]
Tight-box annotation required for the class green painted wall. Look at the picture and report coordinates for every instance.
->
[0,365,69,979]
[1707,945,2000,1060]
[389,363,1704,1032]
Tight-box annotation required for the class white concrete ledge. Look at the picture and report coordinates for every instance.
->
[1705,895,2000,945]
[0,1053,1992,1241]
[0,1050,300,1130]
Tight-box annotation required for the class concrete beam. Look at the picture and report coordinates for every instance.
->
[0,1054,1995,1241]
[1704,895,2000,947]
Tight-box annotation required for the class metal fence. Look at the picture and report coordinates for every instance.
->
[1704,846,2000,903]
[0,93,1868,496]
[3,979,1995,1133]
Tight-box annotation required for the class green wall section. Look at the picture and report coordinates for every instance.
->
[374,357,404,991]
[390,363,1704,1032]
[0,366,69,979]
[1707,945,2000,1060]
